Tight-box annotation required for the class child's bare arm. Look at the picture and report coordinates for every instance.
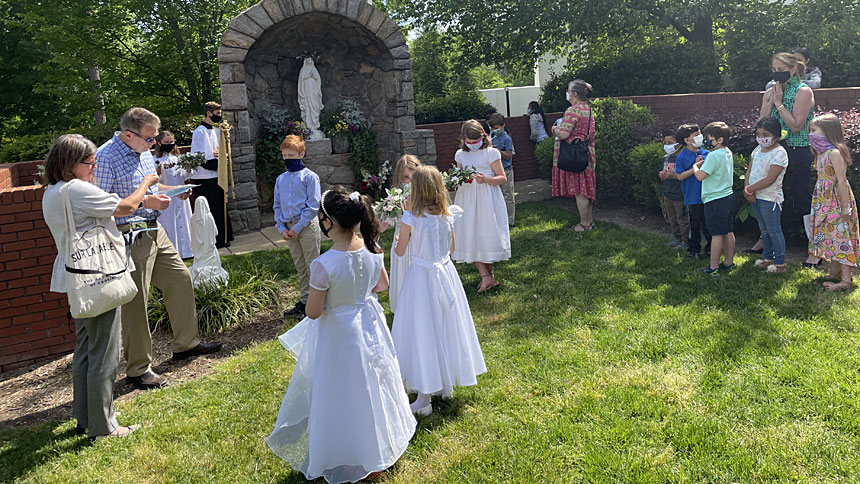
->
[394,223,411,257]
[372,266,390,293]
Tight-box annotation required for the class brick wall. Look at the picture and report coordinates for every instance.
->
[0,162,75,373]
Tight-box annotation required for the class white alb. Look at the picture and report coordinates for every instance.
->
[188,197,228,286]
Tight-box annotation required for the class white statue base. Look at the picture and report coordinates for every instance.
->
[189,197,229,287]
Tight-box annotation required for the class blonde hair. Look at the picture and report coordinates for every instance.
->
[409,165,449,217]
[393,154,421,187]
[772,52,807,83]
[155,130,180,158]
[810,113,853,165]
[459,119,490,151]
[44,134,97,185]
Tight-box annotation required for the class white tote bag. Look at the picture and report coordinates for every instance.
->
[61,182,138,318]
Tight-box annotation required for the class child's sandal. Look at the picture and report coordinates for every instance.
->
[571,222,594,232]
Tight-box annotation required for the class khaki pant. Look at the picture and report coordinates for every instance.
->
[124,227,200,377]
[501,167,515,227]
[663,196,690,242]
[285,218,321,304]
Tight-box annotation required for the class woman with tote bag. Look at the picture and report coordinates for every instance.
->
[41,134,164,440]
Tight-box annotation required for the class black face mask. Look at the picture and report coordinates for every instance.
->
[210,114,222,123]
[159,143,175,153]
[318,215,332,237]
[771,71,791,84]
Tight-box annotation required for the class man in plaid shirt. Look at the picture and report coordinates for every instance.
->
[95,107,222,389]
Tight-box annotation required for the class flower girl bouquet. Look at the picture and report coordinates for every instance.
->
[442,165,476,191]
[373,186,410,222]
[175,152,206,172]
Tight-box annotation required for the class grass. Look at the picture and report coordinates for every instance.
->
[4,201,860,483]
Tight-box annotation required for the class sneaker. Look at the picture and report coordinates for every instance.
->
[699,266,719,276]
[666,239,681,248]
[676,241,689,250]
[718,262,736,272]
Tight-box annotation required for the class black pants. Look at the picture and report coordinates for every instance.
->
[193,177,234,248]
[782,146,815,225]
[687,204,711,255]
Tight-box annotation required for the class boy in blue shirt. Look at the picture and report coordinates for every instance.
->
[674,124,711,259]
[488,113,515,227]
[274,135,321,319]
[693,121,736,275]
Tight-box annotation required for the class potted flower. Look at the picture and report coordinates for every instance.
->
[321,100,367,153]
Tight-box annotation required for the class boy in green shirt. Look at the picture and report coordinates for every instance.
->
[693,121,735,275]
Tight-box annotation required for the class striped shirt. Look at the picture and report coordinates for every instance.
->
[94,133,160,225]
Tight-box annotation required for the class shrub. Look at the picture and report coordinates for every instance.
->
[347,128,380,179]
[415,91,495,125]
[534,137,555,180]
[0,133,54,164]
[591,98,656,205]
[255,107,306,185]
[148,263,281,335]
[629,142,665,210]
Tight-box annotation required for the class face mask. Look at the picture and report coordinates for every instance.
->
[465,141,482,152]
[692,134,704,148]
[527,109,533,115]
[159,143,175,153]
[284,158,305,172]
[491,129,502,137]
[771,71,791,84]
[756,136,774,148]
[809,133,835,153]
[319,215,332,237]
[402,181,411,191]
[663,144,677,155]
[210,114,223,123]
[702,138,716,150]
[565,91,571,101]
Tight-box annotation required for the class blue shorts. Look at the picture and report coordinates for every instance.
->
[704,194,734,235]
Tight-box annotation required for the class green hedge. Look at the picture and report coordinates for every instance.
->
[629,142,666,210]
[535,137,555,180]
[415,91,495,125]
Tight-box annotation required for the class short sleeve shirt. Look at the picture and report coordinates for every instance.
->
[675,148,709,205]
[749,145,789,204]
[699,147,734,204]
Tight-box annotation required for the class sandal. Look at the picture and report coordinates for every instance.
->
[571,222,594,232]
[90,424,140,442]
[824,281,856,292]
[477,275,499,294]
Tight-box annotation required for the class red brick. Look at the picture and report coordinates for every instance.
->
[0,251,20,263]
[10,295,41,308]
[24,190,37,202]
[13,312,45,325]
[0,270,22,282]
[0,324,30,338]
[13,330,48,344]
[12,191,25,203]
[0,214,15,224]
[39,274,52,284]
[28,300,59,313]
[0,317,10,328]
[1,360,30,372]
[64,333,77,343]
[29,246,55,258]
[4,239,35,251]
[0,233,17,243]
[0,354,18,365]
[37,237,54,247]
[31,318,64,331]
[0,306,28,319]
[23,265,53,279]
[18,228,52,241]
[14,211,43,222]
[31,201,41,211]
[30,336,63,350]
[8,276,40,289]
[5,258,37,270]
[19,347,50,360]
[47,342,75,355]
[37,255,56,266]
[0,342,31,356]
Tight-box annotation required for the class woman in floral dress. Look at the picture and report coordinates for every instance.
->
[808,113,860,291]
[552,79,596,232]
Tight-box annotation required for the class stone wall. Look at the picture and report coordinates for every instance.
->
[219,0,432,232]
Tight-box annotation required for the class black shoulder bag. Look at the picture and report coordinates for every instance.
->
[557,109,593,173]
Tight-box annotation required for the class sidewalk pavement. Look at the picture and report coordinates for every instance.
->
[218,177,552,256]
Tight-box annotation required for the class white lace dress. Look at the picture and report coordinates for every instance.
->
[392,207,487,395]
[452,148,512,263]
[266,248,417,483]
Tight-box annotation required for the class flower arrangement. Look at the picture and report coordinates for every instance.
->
[284,119,311,139]
[373,185,410,222]
[321,100,368,138]
[350,159,391,201]
[442,165,476,191]
[175,152,206,172]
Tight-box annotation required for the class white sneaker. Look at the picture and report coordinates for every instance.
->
[439,389,453,400]
[412,403,432,416]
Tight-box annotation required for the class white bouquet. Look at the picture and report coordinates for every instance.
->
[373,186,410,222]
[442,165,476,191]
[175,152,206,172]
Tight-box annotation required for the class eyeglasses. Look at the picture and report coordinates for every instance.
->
[128,129,158,143]
[80,160,96,166]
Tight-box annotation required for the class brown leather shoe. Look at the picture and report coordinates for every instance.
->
[127,370,168,389]
[172,341,223,361]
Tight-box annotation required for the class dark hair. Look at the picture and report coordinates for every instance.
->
[793,47,811,61]
[703,121,732,144]
[321,186,381,253]
[755,117,782,138]
[155,130,180,158]
[487,112,506,128]
[674,124,701,145]
[528,101,549,135]
[204,101,221,116]
[44,134,97,185]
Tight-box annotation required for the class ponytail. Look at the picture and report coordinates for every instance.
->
[358,194,382,253]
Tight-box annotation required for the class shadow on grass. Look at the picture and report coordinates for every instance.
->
[0,421,88,482]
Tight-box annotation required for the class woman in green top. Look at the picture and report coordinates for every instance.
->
[758,52,817,265]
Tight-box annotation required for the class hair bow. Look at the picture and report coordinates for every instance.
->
[349,191,360,203]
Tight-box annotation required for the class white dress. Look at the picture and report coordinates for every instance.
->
[155,154,193,259]
[387,217,413,313]
[266,247,416,484]
[452,148,512,263]
[392,207,487,395]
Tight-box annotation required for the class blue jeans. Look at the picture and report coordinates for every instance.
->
[751,199,785,265]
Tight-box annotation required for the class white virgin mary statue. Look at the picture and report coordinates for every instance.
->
[298,57,324,140]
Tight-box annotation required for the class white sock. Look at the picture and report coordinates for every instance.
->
[410,393,431,412]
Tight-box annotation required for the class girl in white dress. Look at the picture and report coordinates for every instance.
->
[392,165,487,417]
[452,119,512,293]
[266,187,416,483]
[379,154,421,313]
[154,131,193,259]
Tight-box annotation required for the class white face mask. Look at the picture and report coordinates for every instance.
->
[692,134,704,148]
[664,144,677,155]
[565,91,571,102]
[465,141,482,152]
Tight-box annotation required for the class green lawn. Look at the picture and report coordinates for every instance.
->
[4,201,860,483]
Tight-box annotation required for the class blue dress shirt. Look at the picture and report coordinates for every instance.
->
[94,133,160,225]
[273,168,321,234]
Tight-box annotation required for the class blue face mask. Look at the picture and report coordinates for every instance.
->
[284,158,305,172]
[702,138,715,150]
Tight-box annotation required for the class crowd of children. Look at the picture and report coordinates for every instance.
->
[659,114,859,282]
[267,121,509,481]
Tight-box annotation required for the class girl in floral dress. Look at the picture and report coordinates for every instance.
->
[808,113,860,291]
[551,79,596,232]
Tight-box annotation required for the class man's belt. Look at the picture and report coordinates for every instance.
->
[117,220,159,234]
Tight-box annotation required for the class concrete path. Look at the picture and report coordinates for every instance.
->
[219,177,552,256]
